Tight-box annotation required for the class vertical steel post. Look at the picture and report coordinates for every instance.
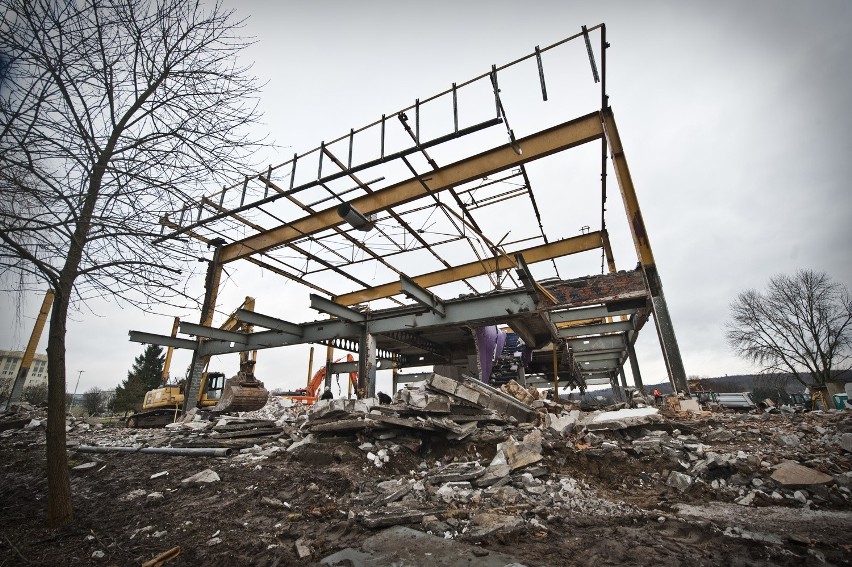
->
[358,331,376,399]
[182,239,225,414]
[324,342,334,391]
[306,346,314,388]
[627,342,644,392]
[602,108,690,396]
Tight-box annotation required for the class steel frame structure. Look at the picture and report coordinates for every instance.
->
[131,24,689,407]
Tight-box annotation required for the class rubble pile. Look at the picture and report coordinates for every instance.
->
[1,380,851,566]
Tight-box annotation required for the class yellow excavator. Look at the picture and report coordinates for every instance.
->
[127,297,269,428]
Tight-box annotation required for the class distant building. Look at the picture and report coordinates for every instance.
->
[0,350,49,388]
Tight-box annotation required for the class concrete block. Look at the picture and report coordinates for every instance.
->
[428,374,460,395]
[770,461,833,487]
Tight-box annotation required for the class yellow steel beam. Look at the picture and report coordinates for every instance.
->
[335,231,604,306]
[601,108,656,267]
[219,111,605,264]
[20,289,54,369]
[161,316,180,382]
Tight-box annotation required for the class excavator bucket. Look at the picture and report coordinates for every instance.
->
[213,362,269,413]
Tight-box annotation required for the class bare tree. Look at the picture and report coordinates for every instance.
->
[81,387,104,416]
[0,0,265,526]
[726,270,852,389]
[23,383,49,406]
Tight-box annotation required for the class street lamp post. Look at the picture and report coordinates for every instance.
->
[70,370,84,409]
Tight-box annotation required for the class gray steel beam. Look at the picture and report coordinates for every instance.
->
[129,331,198,351]
[557,320,633,337]
[550,305,640,324]
[310,294,366,323]
[180,322,249,344]
[329,358,397,373]
[566,334,626,353]
[576,359,619,371]
[234,309,303,336]
[399,274,446,317]
[574,351,625,362]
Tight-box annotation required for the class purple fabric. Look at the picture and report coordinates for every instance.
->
[494,332,507,362]
[474,325,499,383]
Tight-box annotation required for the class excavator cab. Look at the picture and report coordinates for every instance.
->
[203,372,226,402]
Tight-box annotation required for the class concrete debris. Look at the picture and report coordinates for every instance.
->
[321,526,530,567]
[4,377,852,566]
[770,461,833,487]
[666,471,693,493]
[181,469,220,484]
[467,512,525,541]
[294,537,312,559]
[584,407,661,431]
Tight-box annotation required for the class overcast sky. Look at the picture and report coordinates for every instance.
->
[2,0,851,396]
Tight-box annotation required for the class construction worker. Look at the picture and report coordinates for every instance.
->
[653,388,663,404]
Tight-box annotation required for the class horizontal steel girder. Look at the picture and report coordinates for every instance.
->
[573,351,626,362]
[310,294,366,322]
[129,331,198,351]
[549,304,640,324]
[399,274,446,316]
[557,320,634,338]
[584,377,613,386]
[577,359,620,371]
[219,111,605,263]
[328,359,397,373]
[234,309,303,336]
[180,322,250,344]
[335,231,604,306]
[567,334,626,353]
[201,286,541,356]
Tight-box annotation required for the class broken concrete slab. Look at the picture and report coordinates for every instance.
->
[360,508,444,529]
[473,463,511,488]
[430,461,487,484]
[585,407,661,431]
[666,471,693,493]
[466,512,525,541]
[426,374,536,423]
[770,461,833,487]
[546,410,579,434]
[840,433,852,453]
[498,436,542,471]
[321,526,529,567]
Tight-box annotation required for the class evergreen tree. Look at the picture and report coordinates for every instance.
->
[112,345,165,413]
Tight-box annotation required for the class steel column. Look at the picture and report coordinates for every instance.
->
[183,241,224,414]
[627,342,644,391]
[602,108,689,395]
[358,331,377,398]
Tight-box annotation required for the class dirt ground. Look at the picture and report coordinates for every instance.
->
[1,407,851,566]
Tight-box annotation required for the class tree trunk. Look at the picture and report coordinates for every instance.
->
[45,289,72,527]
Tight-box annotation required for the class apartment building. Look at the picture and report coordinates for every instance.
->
[0,350,49,388]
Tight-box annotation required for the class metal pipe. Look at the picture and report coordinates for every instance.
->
[76,446,233,457]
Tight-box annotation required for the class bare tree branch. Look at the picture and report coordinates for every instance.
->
[0,0,267,527]
[726,270,852,388]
